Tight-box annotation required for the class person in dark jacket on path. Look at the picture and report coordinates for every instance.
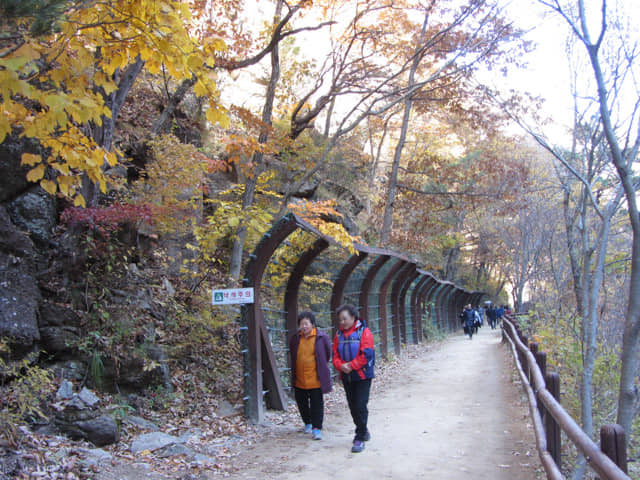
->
[496,305,505,326]
[460,304,475,339]
[332,304,375,453]
[486,305,498,329]
[289,311,332,440]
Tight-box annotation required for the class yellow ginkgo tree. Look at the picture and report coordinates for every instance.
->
[0,0,228,206]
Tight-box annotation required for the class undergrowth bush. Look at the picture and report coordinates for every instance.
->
[0,340,54,448]
[163,291,243,402]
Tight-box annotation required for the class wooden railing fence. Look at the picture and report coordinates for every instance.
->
[502,314,630,480]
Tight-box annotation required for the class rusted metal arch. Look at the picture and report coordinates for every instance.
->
[441,283,458,331]
[242,213,353,422]
[425,281,441,329]
[378,259,408,358]
[443,283,459,331]
[332,244,407,332]
[284,238,329,340]
[469,292,484,307]
[400,269,421,344]
[242,213,414,421]
[358,255,390,323]
[410,275,430,343]
[434,282,453,331]
[450,289,469,330]
[401,269,422,344]
[242,214,307,422]
[243,212,484,422]
[330,252,369,333]
[426,281,445,330]
[390,262,417,354]
[447,284,467,331]
[417,274,439,339]
[419,275,439,333]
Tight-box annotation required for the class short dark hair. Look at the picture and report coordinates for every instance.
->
[336,304,358,319]
[297,311,316,326]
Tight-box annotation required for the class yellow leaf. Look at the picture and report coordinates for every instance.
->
[27,164,46,182]
[44,94,67,112]
[73,195,86,207]
[186,54,202,71]
[0,56,28,71]
[206,107,228,127]
[40,179,57,195]
[105,151,117,166]
[15,43,40,61]
[193,80,208,97]
[0,119,9,144]
[58,175,75,196]
[21,153,42,166]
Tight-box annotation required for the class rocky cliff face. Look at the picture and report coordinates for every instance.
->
[0,206,42,357]
[0,138,174,447]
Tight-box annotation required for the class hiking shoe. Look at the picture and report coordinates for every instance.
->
[353,430,371,442]
[312,428,322,440]
[304,424,312,434]
[351,440,365,453]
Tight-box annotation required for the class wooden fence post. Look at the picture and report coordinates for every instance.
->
[545,372,561,467]
[529,342,538,384]
[535,350,547,419]
[520,335,529,379]
[601,424,627,473]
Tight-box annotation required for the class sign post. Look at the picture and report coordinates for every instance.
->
[211,287,255,305]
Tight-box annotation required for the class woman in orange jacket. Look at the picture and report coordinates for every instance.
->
[289,311,332,440]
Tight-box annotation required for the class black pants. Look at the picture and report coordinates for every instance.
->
[343,378,372,441]
[294,387,324,429]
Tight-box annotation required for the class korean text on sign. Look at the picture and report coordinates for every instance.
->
[211,288,254,305]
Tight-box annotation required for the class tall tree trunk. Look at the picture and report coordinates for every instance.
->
[83,57,145,206]
[584,38,640,448]
[151,77,197,135]
[380,12,428,245]
[229,0,283,280]
[578,187,594,439]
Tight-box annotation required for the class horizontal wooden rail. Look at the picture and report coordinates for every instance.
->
[502,322,564,479]
[503,316,630,480]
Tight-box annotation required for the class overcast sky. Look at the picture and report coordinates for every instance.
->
[497,0,640,144]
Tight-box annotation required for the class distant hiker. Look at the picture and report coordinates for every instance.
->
[496,305,505,326]
[289,311,332,441]
[332,304,375,453]
[460,304,475,339]
[473,306,483,333]
[486,305,498,329]
[477,305,486,325]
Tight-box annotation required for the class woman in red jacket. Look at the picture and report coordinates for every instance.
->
[332,304,375,453]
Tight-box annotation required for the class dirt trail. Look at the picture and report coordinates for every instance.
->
[230,326,543,480]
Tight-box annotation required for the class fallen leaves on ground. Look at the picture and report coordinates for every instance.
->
[1,343,436,479]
